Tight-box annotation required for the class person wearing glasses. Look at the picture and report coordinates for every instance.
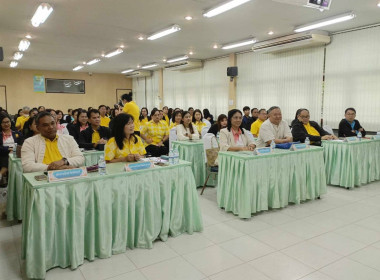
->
[292,108,337,145]
[338,108,366,137]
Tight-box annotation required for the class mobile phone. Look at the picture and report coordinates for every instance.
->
[34,175,47,181]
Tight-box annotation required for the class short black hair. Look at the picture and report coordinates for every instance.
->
[151,108,159,117]
[188,107,194,111]
[121,92,133,102]
[243,106,250,111]
[345,107,356,114]
[98,105,106,110]
[87,109,100,118]
[258,108,266,114]
[35,111,54,125]
[251,107,258,113]
[267,106,280,114]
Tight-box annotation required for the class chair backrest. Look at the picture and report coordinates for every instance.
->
[203,133,218,164]
[323,125,334,135]
[201,126,210,139]
[203,119,211,128]
[169,127,177,149]
[245,130,255,142]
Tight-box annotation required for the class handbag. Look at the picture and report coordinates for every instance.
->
[205,136,219,167]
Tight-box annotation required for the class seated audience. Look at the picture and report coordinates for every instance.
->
[192,109,207,135]
[170,110,182,129]
[68,109,88,144]
[292,109,337,145]
[162,106,170,126]
[99,105,110,127]
[79,109,110,151]
[242,106,253,130]
[219,109,256,152]
[256,106,293,148]
[121,92,140,135]
[56,110,66,124]
[15,106,30,131]
[203,108,214,125]
[188,107,194,118]
[140,108,169,157]
[22,108,38,137]
[251,108,259,122]
[109,106,122,133]
[37,106,45,112]
[176,111,199,141]
[0,113,24,185]
[250,109,267,137]
[48,109,69,135]
[104,114,146,163]
[338,107,366,137]
[208,114,227,136]
[21,112,84,173]
[139,107,151,127]
[14,109,22,124]
[23,116,39,139]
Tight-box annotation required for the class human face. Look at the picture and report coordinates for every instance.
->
[30,110,38,117]
[175,113,182,124]
[57,112,63,120]
[152,111,160,123]
[269,108,282,125]
[194,112,202,122]
[182,113,192,126]
[297,110,310,125]
[38,106,45,112]
[115,108,122,117]
[258,110,267,121]
[163,107,168,115]
[99,106,106,117]
[220,118,227,128]
[1,117,11,131]
[345,110,356,123]
[78,113,88,126]
[73,111,78,121]
[141,108,148,117]
[159,111,163,120]
[231,112,243,129]
[37,116,57,139]
[30,120,38,134]
[89,112,100,126]
[252,109,259,118]
[123,119,135,136]
[243,109,250,117]
[189,109,194,116]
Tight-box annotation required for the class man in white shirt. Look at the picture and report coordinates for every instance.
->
[256,106,293,148]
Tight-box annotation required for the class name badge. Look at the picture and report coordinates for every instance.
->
[290,143,308,151]
[254,147,272,155]
[48,167,88,182]
[372,135,380,140]
[125,161,154,172]
[344,137,358,142]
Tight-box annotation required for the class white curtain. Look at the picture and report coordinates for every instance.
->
[236,47,325,124]
[163,57,229,117]
[145,71,159,111]
[324,26,380,131]
[132,77,146,109]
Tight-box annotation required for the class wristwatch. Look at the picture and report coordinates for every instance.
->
[62,157,69,165]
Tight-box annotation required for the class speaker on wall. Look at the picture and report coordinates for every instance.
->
[227,66,238,77]
[0,47,3,61]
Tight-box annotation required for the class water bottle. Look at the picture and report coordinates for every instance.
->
[270,140,276,151]
[216,131,220,142]
[357,131,362,141]
[305,137,310,147]
[13,143,17,157]
[173,148,180,164]
[98,155,106,175]
[169,149,174,165]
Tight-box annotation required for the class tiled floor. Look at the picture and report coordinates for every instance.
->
[2,181,380,280]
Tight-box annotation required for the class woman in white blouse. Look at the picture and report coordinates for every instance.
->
[176,111,200,141]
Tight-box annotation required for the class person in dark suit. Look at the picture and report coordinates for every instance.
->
[79,109,110,151]
[68,109,88,144]
[338,107,366,137]
[292,108,337,145]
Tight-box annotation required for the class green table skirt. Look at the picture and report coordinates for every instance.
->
[21,161,203,279]
[324,139,380,188]
[6,151,104,221]
[217,148,327,218]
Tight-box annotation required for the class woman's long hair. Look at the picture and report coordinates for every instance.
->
[217,114,227,131]
[139,107,151,121]
[227,109,245,134]
[112,113,138,150]
[171,110,182,124]
[180,111,195,134]
[192,109,203,124]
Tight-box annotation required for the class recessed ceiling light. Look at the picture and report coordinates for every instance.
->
[31,3,53,27]
[166,55,189,63]
[203,0,251,18]
[147,25,181,40]
[213,44,219,49]
[268,31,274,35]
[120,44,125,48]
[101,53,105,57]
[10,61,18,68]
[221,38,256,50]
[185,16,193,20]
[162,58,167,62]
[377,1,380,7]
[18,39,30,51]
[86,58,101,65]
[121,69,134,74]
[189,51,194,55]
[141,63,158,69]
[73,65,84,71]
[138,35,145,41]
[104,48,123,58]
[82,61,86,65]
[294,11,356,33]
[25,34,32,39]
[13,52,23,60]
[137,64,141,68]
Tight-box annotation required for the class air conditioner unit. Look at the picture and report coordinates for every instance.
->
[125,70,152,77]
[252,31,330,53]
[164,60,203,71]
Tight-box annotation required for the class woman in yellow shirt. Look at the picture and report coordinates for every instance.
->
[104,114,146,163]
[169,111,182,129]
[192,109,206,135]
[139,107,151,127]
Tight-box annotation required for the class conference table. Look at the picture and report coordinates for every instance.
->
[323,138,380,188]
[172,140,216,187]
[6,150,104,221]
[21,160,203,279]
[217,146,327,218]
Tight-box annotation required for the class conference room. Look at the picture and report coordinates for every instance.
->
[1,0,380,279]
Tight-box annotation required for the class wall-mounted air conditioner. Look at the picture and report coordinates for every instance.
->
[252,31,330,53]
[164,60,203,71]
[125,70,152,77]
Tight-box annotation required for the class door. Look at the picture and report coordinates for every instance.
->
[0,85,7,111]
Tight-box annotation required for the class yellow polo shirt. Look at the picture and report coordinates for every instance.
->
[43,135,63,164]
[122,101,140,132]
[140,117,149,127]
[304,123,320,136]
[169,122,178,129]
[193,121,206,133]
[92,130,100,144]
[16,115,29,130]
[104,136,146,160]
[100,116,110,127]
[141,120,169,146]
[251,119,264,136]
[164,115,170,126]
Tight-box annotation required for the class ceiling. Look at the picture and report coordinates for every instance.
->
[0,0,379,74]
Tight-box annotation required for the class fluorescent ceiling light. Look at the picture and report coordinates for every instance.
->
[189,51,194,55]
[31,3,53,27]
[213,44,219,49]
[13,52,23,60]
[104,48,123,58]
[121,69,134,74]
[147,25,181,40]
[141,63,158,69]
[25,34,32,39]
[138,35,145,40]
[166,55,189,63]
[294,11,356,33]
[268,31,274,35]
[18,39,30,51]
[203,0,251,18]
[73,65,84,71]
[10,61,18,68]
[185,16,193,20]
[221,38,256,49]
[378,1,380,7]
[86,58,101,65]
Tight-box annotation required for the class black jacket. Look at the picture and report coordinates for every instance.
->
[338,119,366,137]
[67,123,88,144]
[79,126,110,151]
[207,124,219,136]
[0,131,24,156]
[292,120,330,144]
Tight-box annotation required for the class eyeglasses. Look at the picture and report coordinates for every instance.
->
[346,113,356,116]
[1,120,11,124]
[299,115,310,119]
[232,116,242,120]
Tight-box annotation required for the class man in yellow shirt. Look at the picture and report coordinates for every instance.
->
[15,106,30,131]
[250,109,267,137]
[98,105,110,127]
[121,93,141,135]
